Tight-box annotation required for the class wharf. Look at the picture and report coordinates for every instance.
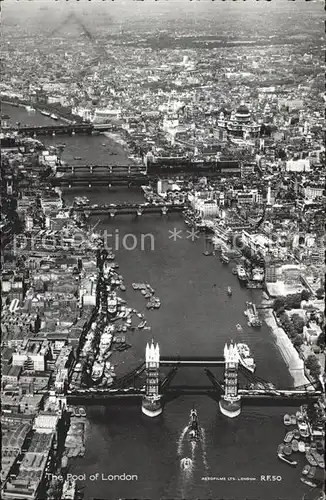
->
[64,416,87,459]
[263,309,311,388]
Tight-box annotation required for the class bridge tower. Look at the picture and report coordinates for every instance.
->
[141,340,162,417]
[219,342,241,418]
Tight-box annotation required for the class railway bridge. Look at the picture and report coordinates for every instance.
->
[71,202,185,217]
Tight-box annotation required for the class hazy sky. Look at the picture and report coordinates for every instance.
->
[2,0,323,37]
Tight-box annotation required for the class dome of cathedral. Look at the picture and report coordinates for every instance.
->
[236,104,250,116]
[235,103,251,123]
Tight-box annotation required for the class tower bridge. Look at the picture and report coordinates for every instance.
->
[67,341,321,417]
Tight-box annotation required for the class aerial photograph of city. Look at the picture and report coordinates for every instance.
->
[0,1,325,500]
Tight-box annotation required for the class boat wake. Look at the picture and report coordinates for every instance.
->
[177,426,189,456]
[200,427,209,474]
[177,422,209,498]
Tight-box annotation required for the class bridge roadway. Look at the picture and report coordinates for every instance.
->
[56,164,146,174]
[66,387,322,405]
[72,203,185,216]
[160,356,225,367]
[3,123,114,136]
[51,175,150,187]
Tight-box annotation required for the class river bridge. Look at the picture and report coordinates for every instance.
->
[71,201,185,216]
[51,174,150,188]
[56,164,147,175]
[2,123,114,136]
[66,342,322,417]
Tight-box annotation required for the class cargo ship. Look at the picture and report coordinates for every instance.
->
[236,343,256,373]
[244,301,262,327]
[219,343,241,418]
[50,113,59,120]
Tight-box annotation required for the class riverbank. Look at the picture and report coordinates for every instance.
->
[1,99,74,124]
[103,131,129,150]
[263,308,310,388]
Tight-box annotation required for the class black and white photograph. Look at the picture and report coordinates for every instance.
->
[1,1,325,500]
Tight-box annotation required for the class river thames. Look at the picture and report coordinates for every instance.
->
[4,103,311,500]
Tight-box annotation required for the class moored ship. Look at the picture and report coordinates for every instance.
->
[220,251,230,264]
[40,110,51,117]
[219,342,241,418]
[91,360,104,382]
[236,265,248,283]
[252,267,265,282]
[244,301,262,327]
[61,477,76,500]
[107,293,118,314]
[236,343,256,373]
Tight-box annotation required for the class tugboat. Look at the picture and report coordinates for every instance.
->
[227,286,232,296]
[236,324,243,332]
[180,457,193,470]
[187,407,200,442]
